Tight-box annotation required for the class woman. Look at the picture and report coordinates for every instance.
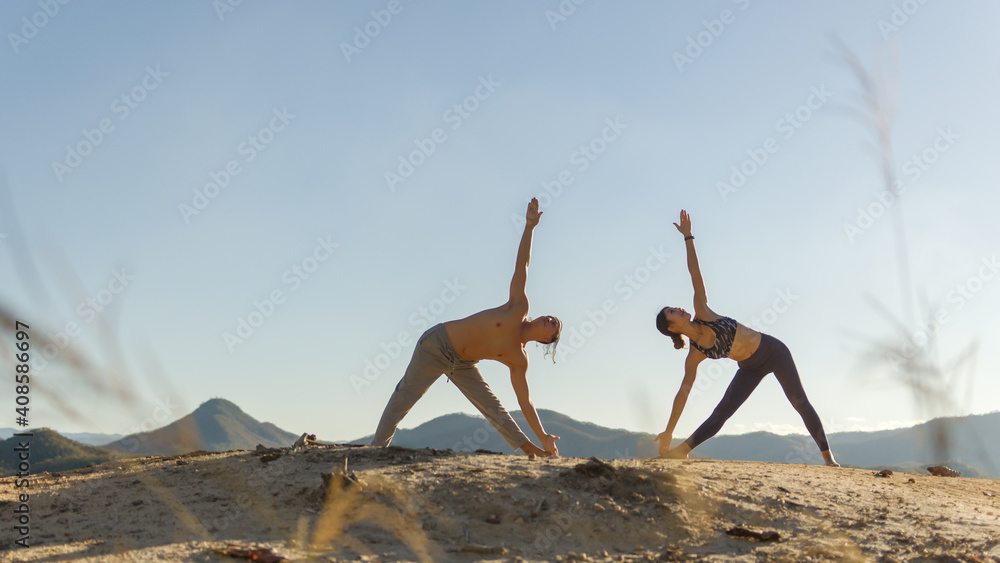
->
[654,210,839,466]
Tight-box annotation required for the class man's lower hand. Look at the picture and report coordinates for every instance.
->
[540,433,561,456]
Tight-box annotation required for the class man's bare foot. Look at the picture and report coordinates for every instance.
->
[521,442,548,460]
[822,450,840,467]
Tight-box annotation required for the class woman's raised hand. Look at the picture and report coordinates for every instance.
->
[673,209,692,237]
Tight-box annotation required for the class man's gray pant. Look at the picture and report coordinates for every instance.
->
[371,323,529,451]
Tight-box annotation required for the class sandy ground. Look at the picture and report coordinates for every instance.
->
[1,444,999,562]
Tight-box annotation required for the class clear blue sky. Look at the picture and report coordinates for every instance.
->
[1,1,997,445]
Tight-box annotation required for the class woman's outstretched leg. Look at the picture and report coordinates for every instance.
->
[683,368,767,451]
[770,339,838,466]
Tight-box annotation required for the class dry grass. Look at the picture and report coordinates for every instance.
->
[307,472,440,561]
[833,39,991,472]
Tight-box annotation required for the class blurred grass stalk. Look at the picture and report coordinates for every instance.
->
[836,41,986,468]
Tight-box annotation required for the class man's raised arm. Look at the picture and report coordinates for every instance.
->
[509,197,542,305]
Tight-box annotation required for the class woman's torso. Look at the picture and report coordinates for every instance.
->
[691,316,761,362]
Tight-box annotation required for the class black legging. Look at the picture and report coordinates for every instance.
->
[685,333,830,452]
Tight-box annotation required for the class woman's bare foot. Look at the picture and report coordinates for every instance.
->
[822,450,840,467]
[661,444,692,460]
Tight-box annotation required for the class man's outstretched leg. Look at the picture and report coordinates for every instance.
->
[449,364,530,452]
[371,327,451,447]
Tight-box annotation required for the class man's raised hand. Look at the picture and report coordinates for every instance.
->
[526,197,543,227]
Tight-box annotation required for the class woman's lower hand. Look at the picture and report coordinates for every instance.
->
[654,431,673,456]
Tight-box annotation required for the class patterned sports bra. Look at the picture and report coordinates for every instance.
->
[690,316,737,359]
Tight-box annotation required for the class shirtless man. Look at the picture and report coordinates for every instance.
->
[370,198,563,457]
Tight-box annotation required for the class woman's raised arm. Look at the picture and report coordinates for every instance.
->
[674,210,709,312]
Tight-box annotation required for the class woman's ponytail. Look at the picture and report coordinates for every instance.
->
[655,308,686,350]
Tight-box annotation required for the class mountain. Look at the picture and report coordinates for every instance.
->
[353,409,659,459]
[694,431,819,464]
[837,413,1000,472]
[698,411,1000,476]
[1,428,124,445]
[2,428,128,445]
[353,410,1000,478]
[0,428,122,476]
[63,431,126,446]
[103,398,298,455]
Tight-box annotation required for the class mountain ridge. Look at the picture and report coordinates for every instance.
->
[0,428,122,477]
[103,398,298,455]
[353,409,1000,478]
[11,401,996,479]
